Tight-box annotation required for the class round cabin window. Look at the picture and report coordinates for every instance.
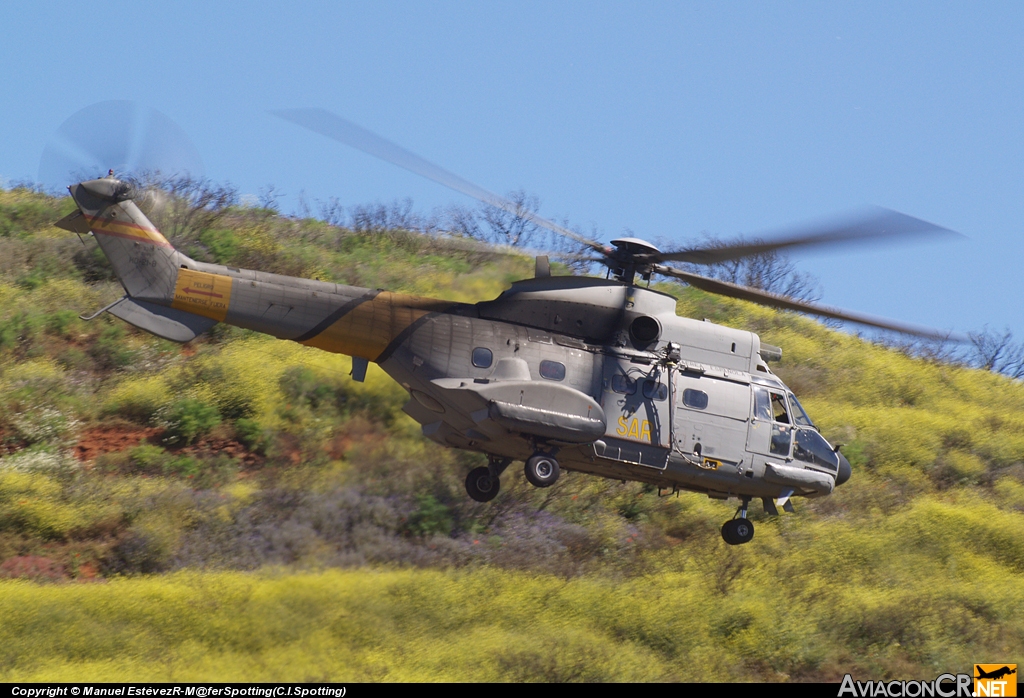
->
[472,347,493,368]
[539,360,566,381]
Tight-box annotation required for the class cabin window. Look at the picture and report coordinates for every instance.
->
[794,429,839,471]
[643,380,668,401]
[611,374,637,394]
[472,347,493,368]
[682,389,708,410]
[539,360,566,381]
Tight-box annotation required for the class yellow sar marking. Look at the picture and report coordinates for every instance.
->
[86,213,172,247]
[300,292,453,361]
[616,416,652,443]
[172,269,233,322]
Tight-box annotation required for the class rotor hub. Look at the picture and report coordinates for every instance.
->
[608,237,661,284]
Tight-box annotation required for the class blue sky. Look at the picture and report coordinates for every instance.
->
[2,2,1021,342]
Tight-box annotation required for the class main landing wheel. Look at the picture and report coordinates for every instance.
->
[524,454,560,488]
[721,518,755,545]
[466,466,500,502]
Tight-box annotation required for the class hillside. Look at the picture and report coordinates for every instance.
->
[0,184,1022,682]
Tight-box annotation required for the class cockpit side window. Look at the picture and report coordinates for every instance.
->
[770,424,792,457]
[770,392,790,424]
[788,393,814,428]
[753,387,772,421]
[753,387,793,457]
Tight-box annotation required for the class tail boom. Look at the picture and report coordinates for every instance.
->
[65,176,457,359]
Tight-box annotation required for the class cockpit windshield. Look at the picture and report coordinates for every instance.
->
[788,393,814,428]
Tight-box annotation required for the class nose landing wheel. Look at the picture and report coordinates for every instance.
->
[524,453,560,488]
[466,467,499,502]
[721,518,755,545]
[465,457,511,503]
[721,499,755,545]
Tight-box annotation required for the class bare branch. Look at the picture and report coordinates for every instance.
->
[350,198,422,235]
[258,184,283,213]
[443,203,482,241]
[479,190,543,248]
[316,197,346,228]
[137,173,238,244]
[968,326,1024,378]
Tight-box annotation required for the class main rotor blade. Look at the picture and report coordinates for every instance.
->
[272,108,609,255]
[424,234,604,264]
[648,208,959,266]
[654,263,965,341]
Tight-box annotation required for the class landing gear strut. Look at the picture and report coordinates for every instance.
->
[721,498,755,545]
[524,453,560,488]
[465,456,511,503]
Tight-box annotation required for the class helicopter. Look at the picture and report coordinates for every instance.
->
[51,107,960,546]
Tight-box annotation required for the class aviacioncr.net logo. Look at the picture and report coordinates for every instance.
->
[838,673,973,697]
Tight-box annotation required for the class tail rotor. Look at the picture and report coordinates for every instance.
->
[38,100,204,194]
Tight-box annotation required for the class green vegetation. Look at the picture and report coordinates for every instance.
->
[160,399,221,446]
[0,183,1022,682]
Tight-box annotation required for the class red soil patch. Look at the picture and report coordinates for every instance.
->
[75,426,262,466]
[74,425,161,462]
[182,436,262,466]
[271,433,303,465]
[328,431,385,459]
[328,418,386,459]
[75,561,99,580]
[0,426,27,456]
[0,555,67,581]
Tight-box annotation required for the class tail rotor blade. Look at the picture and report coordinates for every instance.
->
[38,100,204,191]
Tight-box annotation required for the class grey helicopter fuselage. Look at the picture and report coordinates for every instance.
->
[396,272,850,504]
[58,177,850,533]
[48,107,949,545]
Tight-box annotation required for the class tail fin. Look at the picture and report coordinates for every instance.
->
[58,176,184,301]
[58,176,216,342]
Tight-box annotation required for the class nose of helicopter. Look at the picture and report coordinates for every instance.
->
[835,451,852,486]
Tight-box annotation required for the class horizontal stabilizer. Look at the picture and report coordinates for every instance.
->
[105,297,217,342]
[55,210,91,235]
